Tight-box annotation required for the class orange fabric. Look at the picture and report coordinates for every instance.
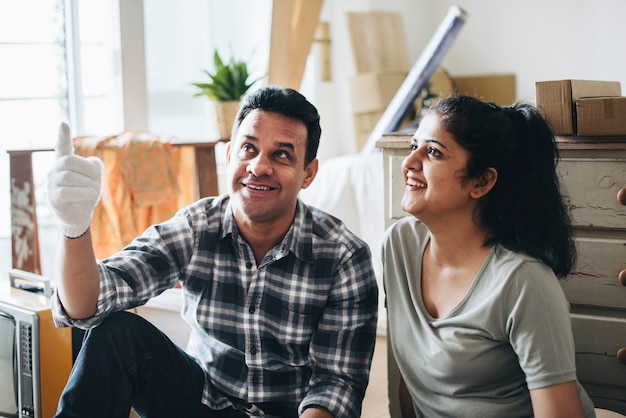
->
[74,131,197,259]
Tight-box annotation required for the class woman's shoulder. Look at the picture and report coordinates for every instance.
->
[382,217,430,258]
[491,245,555,277]
[385,216,427,240]
[487,245,563,298]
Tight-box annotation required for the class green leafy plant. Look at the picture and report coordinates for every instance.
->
[192,50,259,101]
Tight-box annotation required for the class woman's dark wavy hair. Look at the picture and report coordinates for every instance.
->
[234,85,321,167]
[424,94,576,278]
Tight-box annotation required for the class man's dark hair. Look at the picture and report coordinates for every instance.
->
[234,85,321,166]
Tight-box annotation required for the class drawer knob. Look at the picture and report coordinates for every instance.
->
[620,269,626,286]
[618,187,626,205]
[618,348,626,365]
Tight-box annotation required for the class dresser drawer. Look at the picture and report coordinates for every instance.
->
[572,313,626,388]
[560,235,626,309]
[572,313,626,413]
[558,158,626,231]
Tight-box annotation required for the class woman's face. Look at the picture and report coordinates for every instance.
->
[400,113,478,222]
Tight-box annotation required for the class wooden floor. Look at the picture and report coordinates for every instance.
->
[362,336,391,418]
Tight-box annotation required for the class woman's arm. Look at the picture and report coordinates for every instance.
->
[530,380,586,418]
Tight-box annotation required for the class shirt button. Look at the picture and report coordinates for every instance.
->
[250,346,257,355]
[249,305,256,314]
[246,262,252,269]
[251,374,259,384]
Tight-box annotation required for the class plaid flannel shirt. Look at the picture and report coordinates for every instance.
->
[53,195,378,417]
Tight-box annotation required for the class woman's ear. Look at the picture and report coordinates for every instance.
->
[470,167,497,199]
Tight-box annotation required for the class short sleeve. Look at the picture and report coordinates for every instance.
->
[505,261,578,390]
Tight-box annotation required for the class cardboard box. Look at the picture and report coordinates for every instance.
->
[348,72,407,114]
[352,110,384,151]
[576,96,626,136]
[452,74,516,106]
[413,71,517,117]
[535,80,622,135]
[347,12,409,74]
[349,71,517,115]
[348,71,517,150]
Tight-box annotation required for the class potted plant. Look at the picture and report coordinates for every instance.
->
[192,50,260,140]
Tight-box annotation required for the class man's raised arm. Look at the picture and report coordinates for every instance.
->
[46,122,103,318]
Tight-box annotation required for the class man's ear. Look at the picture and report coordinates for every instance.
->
[301,158,319,189]
[470,167,497,199]
[225,142,231,163]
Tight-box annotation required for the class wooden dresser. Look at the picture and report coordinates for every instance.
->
[377,133,626,416]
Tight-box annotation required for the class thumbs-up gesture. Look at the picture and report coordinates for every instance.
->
[46,123,103,238]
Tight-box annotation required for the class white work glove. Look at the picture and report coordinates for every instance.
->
[46,123,103,238]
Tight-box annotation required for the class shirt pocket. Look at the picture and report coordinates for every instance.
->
[261,295,323,366]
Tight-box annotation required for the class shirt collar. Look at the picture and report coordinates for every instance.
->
[220,196,314,263]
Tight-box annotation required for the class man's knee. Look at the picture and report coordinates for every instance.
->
[83,311,153,347]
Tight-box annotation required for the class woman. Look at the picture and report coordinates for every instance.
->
[382,95,595,418]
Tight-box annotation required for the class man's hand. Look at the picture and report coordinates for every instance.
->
[46,122,103,238]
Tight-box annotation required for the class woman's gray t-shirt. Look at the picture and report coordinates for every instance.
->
[382,217,595,418]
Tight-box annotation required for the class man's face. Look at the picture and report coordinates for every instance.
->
[226,109,318,227]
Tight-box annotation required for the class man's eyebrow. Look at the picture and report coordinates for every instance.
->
[276,141,295,151]
[240,136,295,151]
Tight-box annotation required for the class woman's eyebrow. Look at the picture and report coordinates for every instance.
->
[417,138,449,149]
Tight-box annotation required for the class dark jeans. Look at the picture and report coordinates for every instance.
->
[54,311,248,418]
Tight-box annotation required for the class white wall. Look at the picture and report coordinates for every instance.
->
[143,0,271,140]
[431,0,626,104]
[143,0,626,160]
[142,0,431,157]
[307,0,626,159]
[304,0,432,160]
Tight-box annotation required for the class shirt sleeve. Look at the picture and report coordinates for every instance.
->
[505,260,578,390]
[52,212,194,329]
[298,244,379,418]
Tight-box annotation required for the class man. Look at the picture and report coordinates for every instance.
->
[47,86,378,418]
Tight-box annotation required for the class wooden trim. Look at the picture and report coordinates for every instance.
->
[268,0,324,89]
[268,0,294,87]
[288,0,324,88]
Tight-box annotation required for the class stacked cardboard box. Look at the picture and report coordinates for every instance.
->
[576,96,626,136]
[347,11,410,150]
[346,13,518,149]
[535,79,626,136]
[346,12,519,149]
[452,74,516,106]
[347,70,517,149]
[348,72,408,150]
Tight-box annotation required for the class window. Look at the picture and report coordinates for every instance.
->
[0,0,121,238]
